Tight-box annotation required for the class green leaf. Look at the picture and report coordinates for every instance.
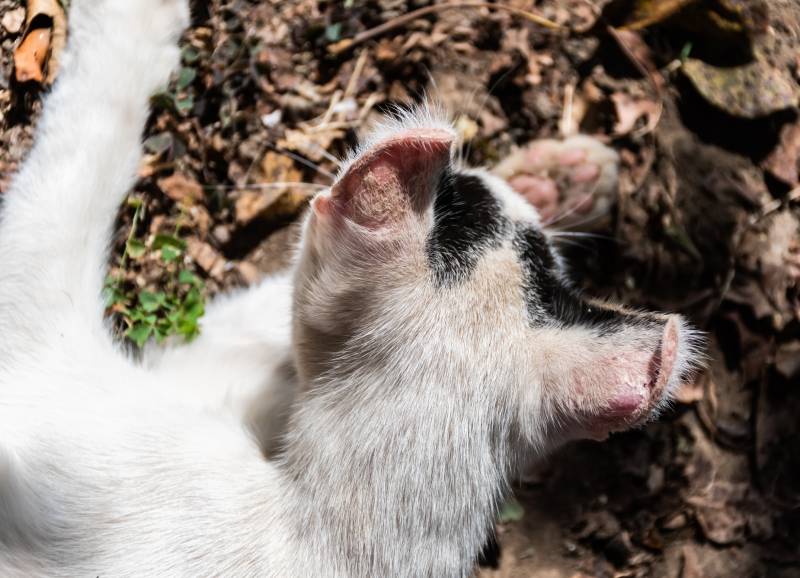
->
[182,46,201,64]
[138,291,165,313]
[143,132,174,156]
[126,196,144,209]
[126,323,153,348]
[150,91,177,113]
[126,239,146,259]
[102,284,124,308]
[497,498,525,523]
[679,41,693,62]
[152,234,187,251]
[161,244,182,263]
[325,23,342,42]
[184,301,204,322]
[175,94,195,115]
[176,67,197,91]
[178,269,202,287]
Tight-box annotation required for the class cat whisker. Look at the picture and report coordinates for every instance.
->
[547,236,591,250]
[209,182,329,191]
[547,231,613,241]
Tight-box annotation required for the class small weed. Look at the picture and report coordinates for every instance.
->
[104,197,206,348]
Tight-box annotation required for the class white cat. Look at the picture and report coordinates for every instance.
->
[0,1,702,576]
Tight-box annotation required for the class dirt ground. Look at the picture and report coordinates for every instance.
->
[1,0,799,576]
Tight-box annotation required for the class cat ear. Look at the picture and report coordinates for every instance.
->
[316,129,454,230]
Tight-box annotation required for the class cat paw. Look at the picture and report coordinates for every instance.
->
[493,135,619,229]
[67,0,190,95]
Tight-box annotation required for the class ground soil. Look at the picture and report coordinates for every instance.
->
[1,1,799,576]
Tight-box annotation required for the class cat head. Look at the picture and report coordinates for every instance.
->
[292,106,702,450]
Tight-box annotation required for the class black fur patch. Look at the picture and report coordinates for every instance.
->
[513,226,624,330]
[427,171,505,285]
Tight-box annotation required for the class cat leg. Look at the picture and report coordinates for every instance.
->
[144,272,298,456]
[0,0,189,357]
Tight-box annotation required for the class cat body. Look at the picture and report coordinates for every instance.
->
[0,1,701,576]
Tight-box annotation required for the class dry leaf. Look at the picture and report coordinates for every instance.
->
[235,189,285,225]
[235,261,262,285]
[278,127,344,163]
[612,0,767,37]
[186,238,225,280]
[611,92,661,136]
[674,376,704,404]
[682,57,799,119]
[618,0,698,31]
[235,152,313,225]
[1,7,25,34]
[259,151,303,184]
[774,342,800,379]
[14,0,67,85]
[762,119,800,186]
[688,481,748,545]
[157,173,204,205]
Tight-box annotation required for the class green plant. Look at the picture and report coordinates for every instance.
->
[104,197,206,348]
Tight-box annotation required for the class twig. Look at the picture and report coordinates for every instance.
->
[559,83,576,137]
[328,2,563,55]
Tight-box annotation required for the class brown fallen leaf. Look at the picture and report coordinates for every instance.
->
[606,28,664,137]
[235,189,285,225]
[734,210,800,328]
[611,92,661,137]
[157,173,204,205]
[278,127,344,164]
[235,261,262,285]
[605,0,768,39]
[235,152,314,225]
[1,7,25,34]
[674,376,704,404]
[14,0,67,85]
[688,481,749,545]
[259,150,303,184]
[186,238,225,280]
[619,0,698,31]
[762,119,800,186]
[682,57,799,119]
[774,342,800,379]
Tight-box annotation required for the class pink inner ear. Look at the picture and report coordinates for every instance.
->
[651,316,679,396]
[330,129,453,229]
[606,317,681,418]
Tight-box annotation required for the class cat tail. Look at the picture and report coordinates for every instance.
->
[0,0,189,358]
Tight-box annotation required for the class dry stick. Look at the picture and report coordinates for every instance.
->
[328,2,563,55]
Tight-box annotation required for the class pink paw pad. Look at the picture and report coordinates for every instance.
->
[494,134,620,228]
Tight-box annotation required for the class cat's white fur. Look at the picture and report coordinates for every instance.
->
[0,1,702,576]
